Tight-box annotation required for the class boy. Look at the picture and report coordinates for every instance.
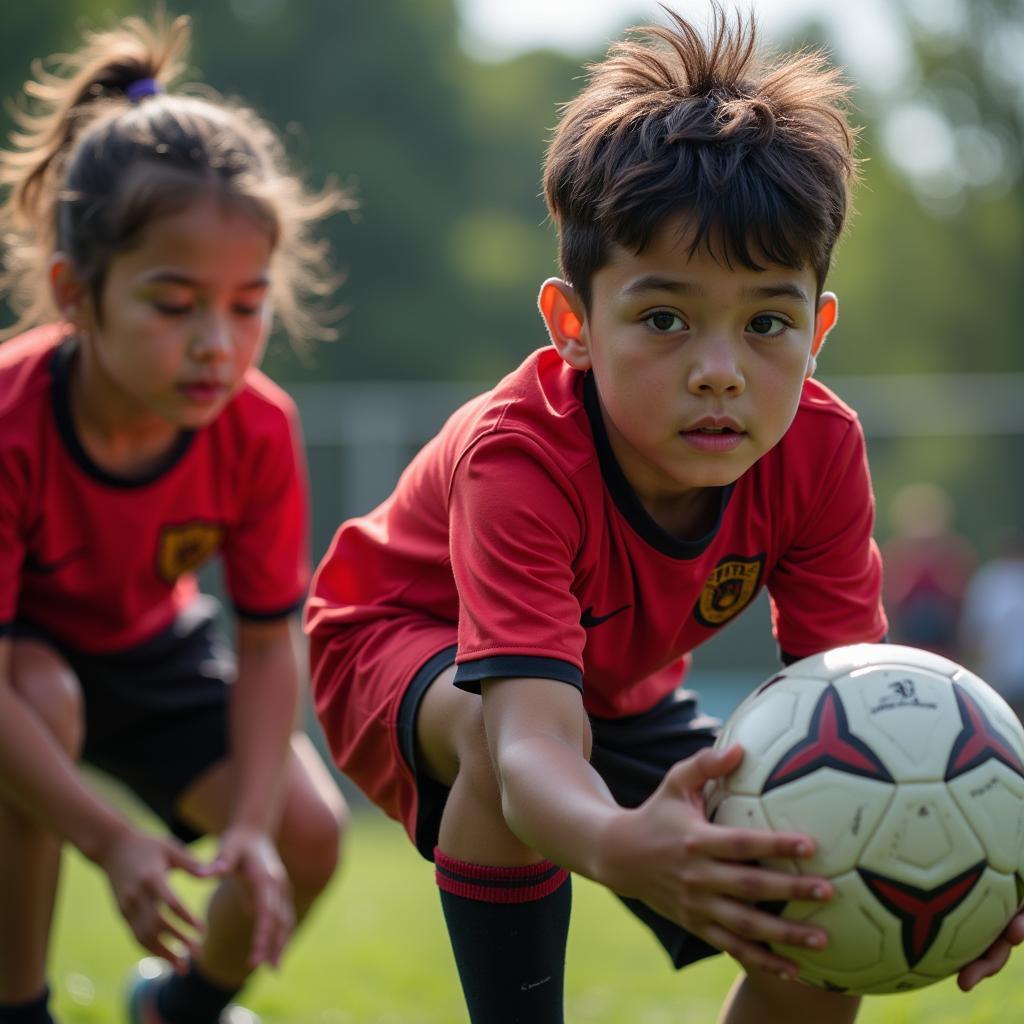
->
[306,6,1023,1022]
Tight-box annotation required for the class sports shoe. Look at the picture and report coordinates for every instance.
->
[125,958,262,1024]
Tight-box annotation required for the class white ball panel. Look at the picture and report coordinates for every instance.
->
[715,677,828,796]
[761,769,893,877]
[835,667,961,782]
[790,643,961,683]
[948,763,1024,874]
[860,783,985,885]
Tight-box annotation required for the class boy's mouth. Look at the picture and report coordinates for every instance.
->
[684,416,743,434]
[680,419,745,451]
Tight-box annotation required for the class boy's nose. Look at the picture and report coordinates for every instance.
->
[688,336,744,395]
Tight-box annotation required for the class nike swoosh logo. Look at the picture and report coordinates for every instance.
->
[23,547,90,574]
[580,604,631,628]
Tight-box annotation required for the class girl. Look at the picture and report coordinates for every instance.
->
[0,13,349,1024]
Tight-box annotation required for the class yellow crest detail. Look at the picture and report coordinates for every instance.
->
[695,555,764,627]
[156,522,223,583]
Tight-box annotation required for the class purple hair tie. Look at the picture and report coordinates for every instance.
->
[125,77,163,102]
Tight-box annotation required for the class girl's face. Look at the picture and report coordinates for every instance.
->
[59,194,275,432]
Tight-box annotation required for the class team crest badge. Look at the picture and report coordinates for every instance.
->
[694,554,764,627]
[156,522,224,583]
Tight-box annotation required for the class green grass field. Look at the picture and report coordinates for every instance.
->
[48,807,1020,1024]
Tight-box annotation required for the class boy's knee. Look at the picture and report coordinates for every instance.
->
[10,641,84,758]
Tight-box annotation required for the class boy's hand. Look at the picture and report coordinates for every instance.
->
[211,824,294,969]
[596,743,832,979]
[957,910,1024,991]
[99,827,208,972]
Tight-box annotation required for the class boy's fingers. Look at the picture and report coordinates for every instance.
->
[697,861,831,903]
[701,921,799,979]
[690,823,814,861]
[667,745,743,792]
[957,939,1011,992]
[705,894,827,952]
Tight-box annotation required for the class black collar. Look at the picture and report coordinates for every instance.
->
[582,371,733,559]
[50,337,196,488]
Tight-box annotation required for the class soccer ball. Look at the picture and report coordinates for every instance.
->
[705,643,1024,994]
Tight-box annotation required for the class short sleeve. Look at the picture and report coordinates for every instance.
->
[450,433,586,689]
[0,449,27,633]
[221,399,310,620]
[768,418,888,659]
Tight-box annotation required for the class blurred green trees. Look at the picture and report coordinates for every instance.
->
[2,0,1021,558]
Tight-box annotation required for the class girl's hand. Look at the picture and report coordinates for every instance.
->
[211,825,294,969]
[957,910,1024,991]
[596,744,832,979]
[99,827,208,972]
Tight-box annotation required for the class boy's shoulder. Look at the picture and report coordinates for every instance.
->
[422,347,605,508]
[772,376,867,484]
[797,376,861,425]
[454,347,595,469]
[786,376,864,448]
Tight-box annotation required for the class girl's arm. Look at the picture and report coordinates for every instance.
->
[0,636,205,968]
[215,615,301,968]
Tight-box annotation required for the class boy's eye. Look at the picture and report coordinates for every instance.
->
[645,310,685,332]
[233,304,264,317]
[748,314,789,337]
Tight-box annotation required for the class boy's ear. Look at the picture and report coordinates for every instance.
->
[49,253,88,325]
[538,278,591,370]
[806,291,838,378]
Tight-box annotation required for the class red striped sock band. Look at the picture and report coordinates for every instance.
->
[434,847,569,903]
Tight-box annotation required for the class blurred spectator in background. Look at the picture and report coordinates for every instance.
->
[959,530,1024,719]
[882,481,976,659]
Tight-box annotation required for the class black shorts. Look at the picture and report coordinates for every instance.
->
[15,596,234,843]
[397,647,723,969]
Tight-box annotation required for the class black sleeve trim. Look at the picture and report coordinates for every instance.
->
[233,595,305,621]
[0,621,13,637]
[454,655,583,694]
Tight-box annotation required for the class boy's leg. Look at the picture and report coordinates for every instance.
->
[0,640,84,1022]
[414,663,571,1024]
[719,971,859,1024]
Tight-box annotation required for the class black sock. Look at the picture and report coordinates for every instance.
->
[0,987,54,1024]
[435,847,571,1024]
[156,963,240,1024]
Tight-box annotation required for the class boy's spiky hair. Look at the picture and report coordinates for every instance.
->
[543,3,859,306]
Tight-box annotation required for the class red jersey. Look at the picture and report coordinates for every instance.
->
[0,326,310,654]
[307,346,886,720]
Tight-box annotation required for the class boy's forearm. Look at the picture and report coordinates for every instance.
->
[494,732,625,881]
